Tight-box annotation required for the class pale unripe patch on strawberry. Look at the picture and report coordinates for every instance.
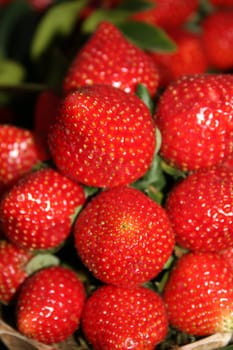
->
[74,186,174,286]
[48,84,156,188]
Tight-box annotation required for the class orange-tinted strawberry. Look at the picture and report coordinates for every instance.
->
[165,165,233,252]
[0,167,86,251]
[130,0,199,29]
[63,21,159,97]
[82,284,168,350]
[17,265,86,344]
[163,252,233,336]
[74,186,174,286]
[155,74,233,172]
[0,124,49,194]
[48,84,156,188]
[0,240,32,304]
[201,10,233,70]
[148,28,208,87]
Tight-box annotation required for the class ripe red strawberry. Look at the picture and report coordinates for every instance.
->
[0,167,86,251]
[74,186,174,286]
[148,28,208,87]
[17,265,86,344]
[201,10,233,70]
[63,21,159,97]
[0,240,32,304]
[82,284,168,350]
[165,165,233,252]
[163,252,233,336]
[48,84,156,188]
[209,0,233,9]
[130,0,199,29]
[155,74,233,172]
[0,125,49,194]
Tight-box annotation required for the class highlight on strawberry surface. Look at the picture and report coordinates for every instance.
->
[0,0,232,350]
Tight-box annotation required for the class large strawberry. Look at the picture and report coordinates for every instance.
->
[82,284,168,350]
[163,252,233,336]
[165,165,233,252]
[155,73,233,172]
[74,186,174,286]
[148,28,208,87]
[17,265,86,344]
[201,10,233,71]
[0,167,86,251]
[63,21,159,97]
[48,84,156,188]
[0,124,49,194]
[0,240,32,304]
[130,0,199,29]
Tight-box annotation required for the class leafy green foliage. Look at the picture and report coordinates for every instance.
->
[31,0,88,59]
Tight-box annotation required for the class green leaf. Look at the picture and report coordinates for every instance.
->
[0,59,25,86]
[31,0,88,59]
[81,8,130,33]
[117,21,177,52]
[117,0,155,11]
[25,253,60,275]
[136,84,154,115]
[0,0,31,58]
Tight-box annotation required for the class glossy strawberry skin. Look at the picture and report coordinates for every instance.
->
[17,265,86,344]
[74,186,174,286]
[82,284,168,350]
[63,21,159,97]
[0,125,49,193]
[0,167,86,251]
[48,84,156,188]
[130,0,198,29]
[163,252,233,336]
[149,28,208,87]
[0,240,32,304]
[165,166,233,252]
[155,74,233,172]
[202,10,233,70]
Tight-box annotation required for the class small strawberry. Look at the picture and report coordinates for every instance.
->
[17,265,86,344]
[74,186,174,286]
[48,84,156,188]
[63,21,159,97]
[163,252,233,336]
[0,167,86,251]
[0,124,49,194]
[201,10,233,70]
[0,240,32,304]
[155,73,233,172]
[165,165,233,252]
[27,0,53,12]
[82,284,168,350]
[130,0,199,29]
[148,28,208,87]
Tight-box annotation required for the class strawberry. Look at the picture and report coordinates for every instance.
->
[209,0,233,8]
[17,265,86,344]
[163,252,233,336]
[155,73,233,172]
[130,0,199,29]
[74,186,174,286]
[0,167,86,251]
[165,165,233,252]
[82,284,168,350]
[0,240,32,304]
[0,124,49,194]
[48,84,156,188]
[201,10,233,71]
[63,21,159,97]
[148,28,208,87]
[27,0,53,12]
